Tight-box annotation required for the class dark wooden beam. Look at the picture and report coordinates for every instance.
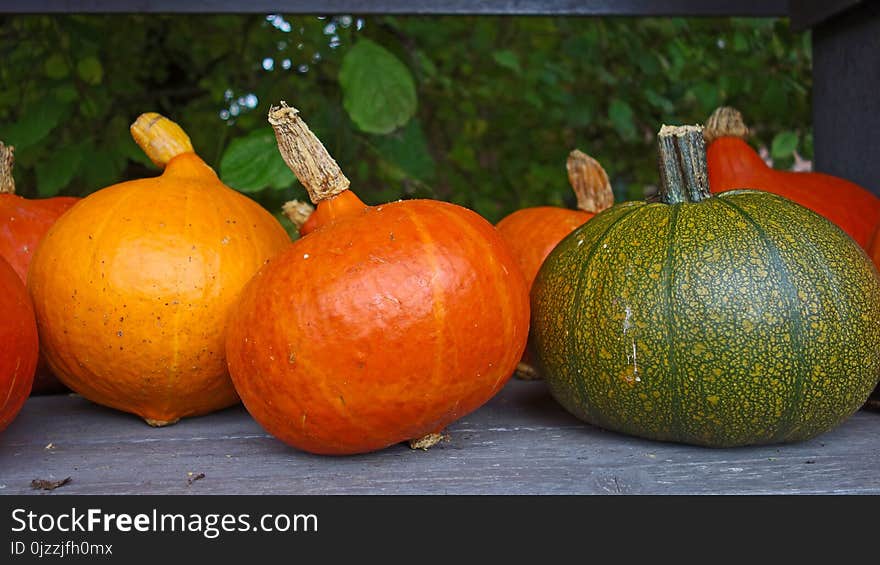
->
[789,0,864,30]
[811,1,880,194]
[0,1,788,16]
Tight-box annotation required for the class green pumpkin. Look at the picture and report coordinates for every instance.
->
[531,125,880,447]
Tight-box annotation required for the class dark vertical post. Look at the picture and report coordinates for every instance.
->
[810,1,880,194]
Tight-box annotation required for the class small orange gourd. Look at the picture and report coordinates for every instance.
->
[225,103,530,455]
[496,150,614,287]
[496,150,614,378]
[28,113,290,425]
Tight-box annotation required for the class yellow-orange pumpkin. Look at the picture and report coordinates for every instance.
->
[28,113,290,425]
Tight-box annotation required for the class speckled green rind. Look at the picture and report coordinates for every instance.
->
[531,189,880,447]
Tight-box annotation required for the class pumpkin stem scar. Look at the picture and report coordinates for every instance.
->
[408,431,449,450]
[268,101,351,204]
[703,107,751,143]
[657,125,711,205]
[0,141,15,194]
[567,150,614,214]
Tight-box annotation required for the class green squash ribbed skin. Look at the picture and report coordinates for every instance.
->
[531,189,880,447]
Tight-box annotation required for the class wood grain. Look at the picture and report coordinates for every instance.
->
[1,380,878,494]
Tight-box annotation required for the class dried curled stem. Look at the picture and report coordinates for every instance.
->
[703,106,750,143]
[408,431,449,450]
[282,199,315,230]
[567,149,614,214]
[268,101,350,204]
[0,141,15,194]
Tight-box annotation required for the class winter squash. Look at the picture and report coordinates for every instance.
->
[225,103,530,455]
[705,106,880,250]
[0,256,38,432]
[496,150,614,288]
[27,113,290,425]
[531,124,880,447]
[0,142,79,394]
[496,150,613,379]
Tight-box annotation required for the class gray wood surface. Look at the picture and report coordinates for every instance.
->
[1,380,879,495]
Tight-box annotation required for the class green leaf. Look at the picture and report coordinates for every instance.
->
[81,146,126,190]
[54,84,78,103]
[770,130,798,160]
[414,50,438,78]
[608,98,637,140]
[691,82,720,113]
[44,54,69,79]
[339,39,417,134]
[760,80,788,116]
[374,119,436,181]
[0,97,71,150]
[76,56,103,85]
[36,143,85,196]
[492,50,521,74]
[219,128,296,193]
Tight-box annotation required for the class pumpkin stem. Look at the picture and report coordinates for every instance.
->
[408,431,449,450]
[0,141,15,194]
[567,150,614,214]
[703,106,750,143]
[268,102,350,204]
[130,112,195,169]
[515,362,541,380]
[657,125,711,204]
[281,199,315,230]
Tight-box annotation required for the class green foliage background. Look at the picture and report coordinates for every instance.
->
[0,15,812,230]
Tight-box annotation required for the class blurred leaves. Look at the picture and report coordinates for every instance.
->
[36,143,84,196]
[0,14,812,221]
[0,97,70,150]
[339,39,417,134]
[492,50,522,74]
[608,99,637,141]
[771,130,799,160]
[219,128,296,193]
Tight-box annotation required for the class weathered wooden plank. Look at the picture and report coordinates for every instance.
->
[1,380,879,495]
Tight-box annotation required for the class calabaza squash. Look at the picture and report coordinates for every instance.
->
[532,124,880,447]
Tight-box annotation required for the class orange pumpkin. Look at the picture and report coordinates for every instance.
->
[225,103,530,455]
[496,150,613,378]
[497,150,614,287]
[705,106,880,250]
[0,255,38,432]
[0,142,79,394]
[28,113,290,425]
